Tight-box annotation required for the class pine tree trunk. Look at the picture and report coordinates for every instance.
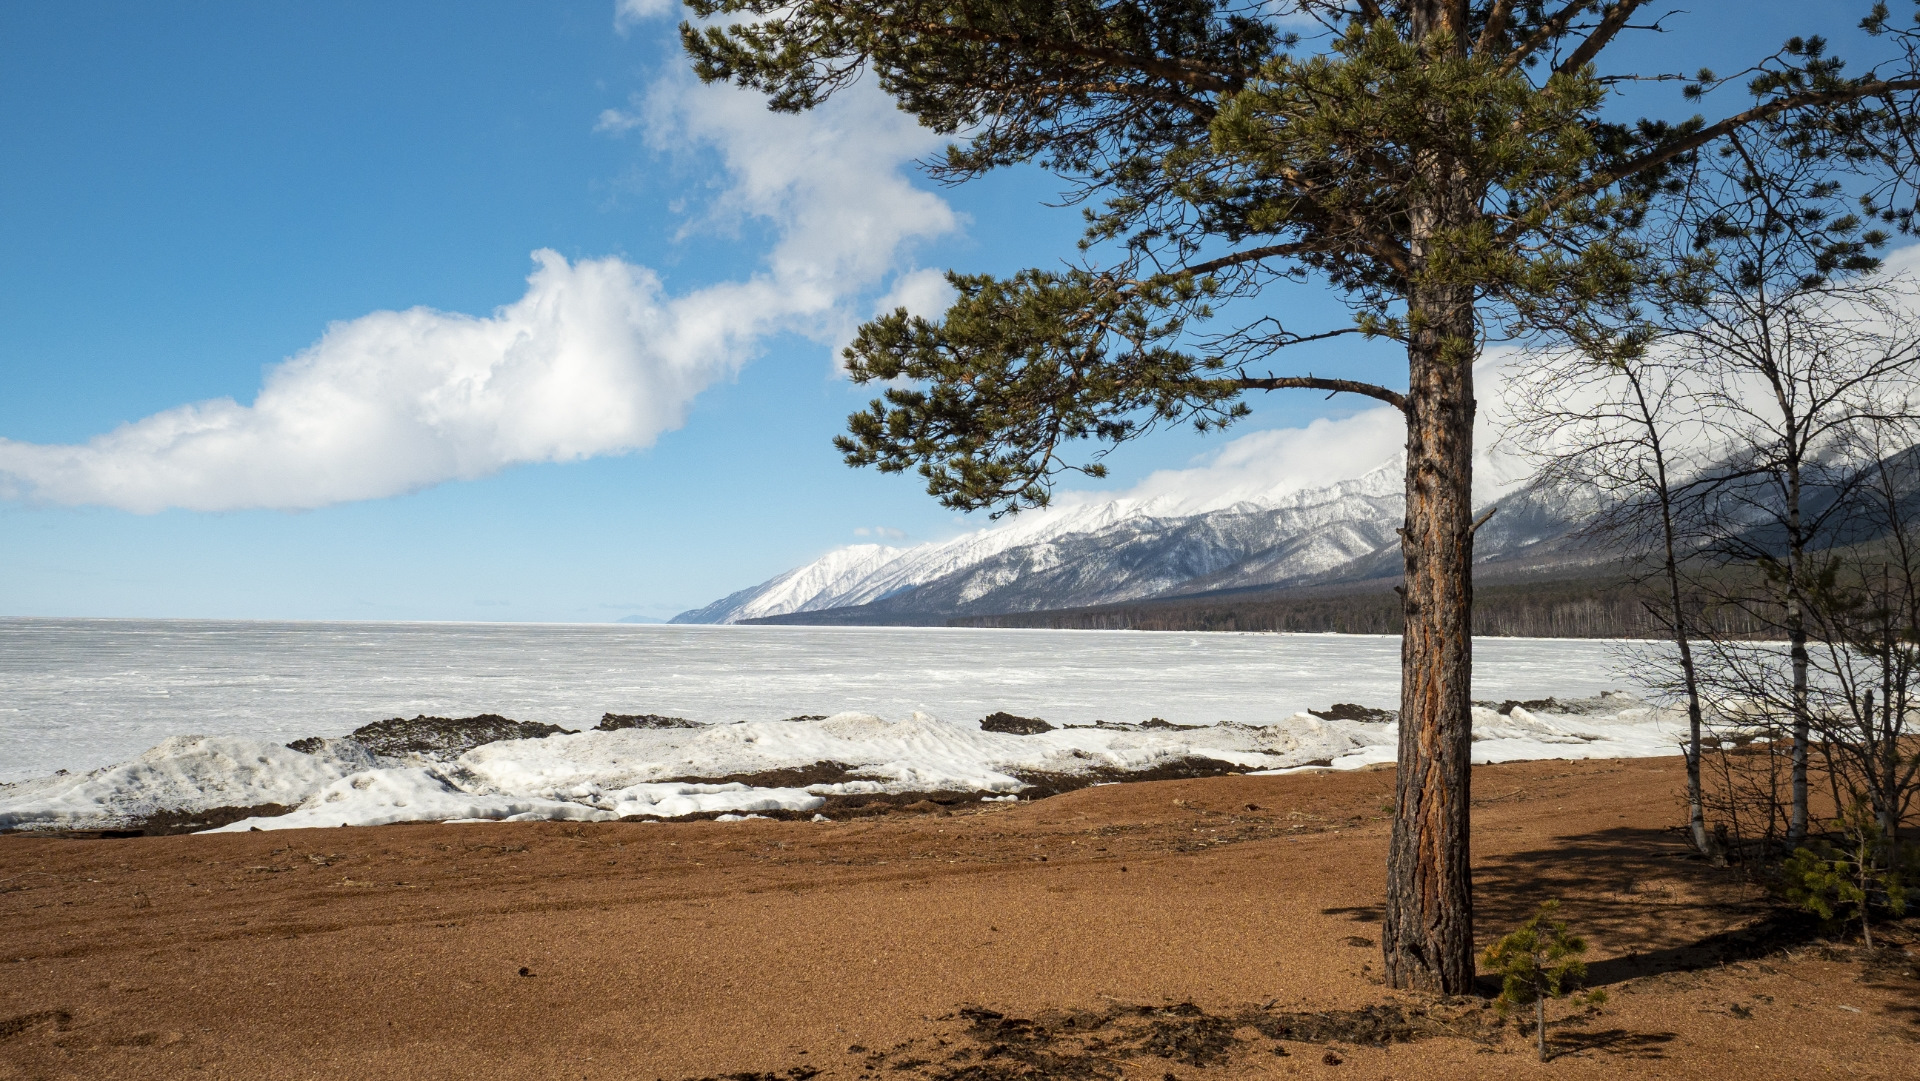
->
[1537,996,1547,1061]
[1384,1,1478,996]
[1383,279,1477,993]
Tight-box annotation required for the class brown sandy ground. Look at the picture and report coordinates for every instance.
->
[1,756,1915,1081]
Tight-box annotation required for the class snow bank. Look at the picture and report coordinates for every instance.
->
[1261,692,1687,773]
[455,710,1392,798]
[0,736,372,831]
[204,767,619,832]
[607,782,824,818]
[0,695,1687,834]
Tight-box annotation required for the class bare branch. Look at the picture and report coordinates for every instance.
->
[1496,0,1596,77]
[1237,375,1408,410]
[1528,75,1920,233]
[1556,0,1650,76]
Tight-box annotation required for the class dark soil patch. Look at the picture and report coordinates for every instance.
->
[1478,697,1561,715]
[1252,1003,1494,1047]
[0,1010,71,1042]
[814,790,999,817]
[859,998,1494,1080]
[595,713,700,731]
[133,804,296,836]
[1010,757,1249,799]
[979,712,1055,735]
[677,1069,819,1081]
[671,760,878,789]
[1130,1003,1241,1065]
[21,803,297,838]
[1309,703,1397,724]
[344,714,577,758]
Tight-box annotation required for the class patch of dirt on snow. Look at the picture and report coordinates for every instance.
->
[131,803,298,836]
[1010,756,1250,798]
[342,714,577,758]
[22,803,298,839]
[595,713,701,731]
[978,712,1055,735]
[671,760,878,790]
[1309,703,1397,723]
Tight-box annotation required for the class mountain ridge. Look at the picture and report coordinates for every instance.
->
[671,456,1584,624]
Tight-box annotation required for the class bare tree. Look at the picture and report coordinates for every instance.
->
[1513,112,1920,853]
[1508,336,1717,856]
[1648,124,1920,843]
[1803,411,1920,848]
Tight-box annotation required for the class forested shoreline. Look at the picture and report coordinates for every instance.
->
[741,573,1783,639]
[944,576,1783,638]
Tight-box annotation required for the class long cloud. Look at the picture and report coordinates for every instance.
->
[0,73,956,513]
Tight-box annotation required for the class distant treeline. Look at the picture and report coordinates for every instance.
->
[947,576,1781,639]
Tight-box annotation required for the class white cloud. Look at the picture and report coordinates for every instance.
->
[639,77,956,315]
[0,75,957,513]
[1052,353,1533,519]
[613,0,675,35]
[854,526,907,539]
[873,268,956,320]
[1099,407,1408,517]
[594,108,645,135]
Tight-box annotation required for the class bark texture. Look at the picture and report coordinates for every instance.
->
[1384,3,1480,991]
[1383,280,1479,993]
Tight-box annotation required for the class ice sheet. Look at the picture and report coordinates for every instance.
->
[0,618,1638,783]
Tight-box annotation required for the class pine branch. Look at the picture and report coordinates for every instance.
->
[1237,375,1409,410]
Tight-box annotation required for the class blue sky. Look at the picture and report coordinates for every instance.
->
[0,2,1891,622]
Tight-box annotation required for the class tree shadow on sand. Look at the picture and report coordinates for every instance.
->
[1546,1027,1679,1060]
[1473,825,1824,987]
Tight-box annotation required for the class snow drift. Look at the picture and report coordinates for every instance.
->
[0,694,1684,833]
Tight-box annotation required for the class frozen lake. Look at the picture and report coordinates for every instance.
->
[0,618,1639,783]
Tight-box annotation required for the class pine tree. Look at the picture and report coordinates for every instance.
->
[1481,900,1597,1061]
[683,1,1920,992]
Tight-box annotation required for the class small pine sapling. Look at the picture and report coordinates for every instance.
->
[1480,901,1602,1062]
[1778,801,1913,949]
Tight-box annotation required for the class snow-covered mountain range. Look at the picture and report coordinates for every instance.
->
[672,449,1581,624]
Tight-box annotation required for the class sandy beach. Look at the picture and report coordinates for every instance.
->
[2,756,1914,1080]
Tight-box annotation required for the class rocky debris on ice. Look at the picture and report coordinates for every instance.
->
[292,714,578,760]
[978,711,1055,735]
[1308,703,1398,724]
[593,713,701,732]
